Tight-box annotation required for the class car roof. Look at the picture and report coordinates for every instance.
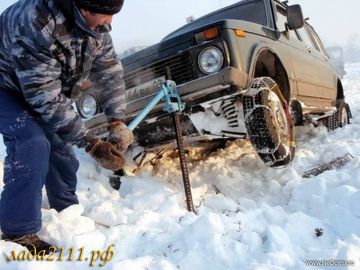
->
[162,0,265,41]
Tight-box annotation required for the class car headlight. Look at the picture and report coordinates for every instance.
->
[78,94,98,118]
[198,46,224,74]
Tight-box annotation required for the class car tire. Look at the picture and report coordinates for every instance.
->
[327,99,351,130]
[243,77,295,167]
[290,100,304,126]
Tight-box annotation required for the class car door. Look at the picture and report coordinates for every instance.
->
[274,5,321,104]
[305,23,337,101]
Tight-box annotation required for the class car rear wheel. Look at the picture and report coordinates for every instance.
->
[243,77,295,167]
[326,99,351,130]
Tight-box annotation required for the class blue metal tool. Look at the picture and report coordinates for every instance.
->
[127,80,185,130]
[117,80,195,213]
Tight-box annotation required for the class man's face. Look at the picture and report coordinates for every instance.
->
[80,9,113,30]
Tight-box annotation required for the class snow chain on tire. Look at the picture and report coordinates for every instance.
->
[326,99,350,130]
[243,77,295,167]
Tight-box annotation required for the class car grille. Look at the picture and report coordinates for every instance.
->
[124,53,196,89]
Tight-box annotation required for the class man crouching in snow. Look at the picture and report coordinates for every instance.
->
[0,0,134,254]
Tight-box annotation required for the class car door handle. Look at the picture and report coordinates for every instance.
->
[305,45,312,53]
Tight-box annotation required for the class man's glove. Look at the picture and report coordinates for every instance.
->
[84,136,125,171]
[107,121,134,153]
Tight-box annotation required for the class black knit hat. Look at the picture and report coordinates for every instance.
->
[74,0,124,15]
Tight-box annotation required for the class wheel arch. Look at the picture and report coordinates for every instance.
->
[336,79,345,100]
[248,46,291,102]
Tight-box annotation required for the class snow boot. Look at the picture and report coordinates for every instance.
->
[2,234,55,254]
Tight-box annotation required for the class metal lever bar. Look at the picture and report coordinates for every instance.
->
[115,80,195,213]
[128,87,167,130]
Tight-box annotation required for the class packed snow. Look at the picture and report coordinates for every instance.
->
[1,64,360,269]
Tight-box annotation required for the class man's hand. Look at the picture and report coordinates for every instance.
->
[108,121,134,153]
[85,137,125,171]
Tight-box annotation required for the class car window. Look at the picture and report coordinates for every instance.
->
[306,24,329,58]
[296,26,317,49]
[275,6,300,40]
[303,25,320,51]
[163,0,267,40]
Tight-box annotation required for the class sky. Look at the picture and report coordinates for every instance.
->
[0,0,359,53]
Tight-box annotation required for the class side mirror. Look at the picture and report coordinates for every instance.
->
[287,4,304,30]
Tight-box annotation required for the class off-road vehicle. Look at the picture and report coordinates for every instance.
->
[78,0,351,167]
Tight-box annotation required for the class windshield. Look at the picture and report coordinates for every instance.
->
[163,0,267,40]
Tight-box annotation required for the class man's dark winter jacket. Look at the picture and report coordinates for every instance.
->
[0,0,126,143]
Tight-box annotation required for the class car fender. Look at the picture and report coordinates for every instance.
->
[246,43,292,97]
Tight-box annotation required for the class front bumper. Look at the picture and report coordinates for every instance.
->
[85,67,248,131]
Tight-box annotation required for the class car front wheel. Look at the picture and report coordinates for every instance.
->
[243,77,295,167]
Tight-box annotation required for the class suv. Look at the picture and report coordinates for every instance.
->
[78,0,351,167]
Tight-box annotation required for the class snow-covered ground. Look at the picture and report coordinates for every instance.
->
[1,64,360,269]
